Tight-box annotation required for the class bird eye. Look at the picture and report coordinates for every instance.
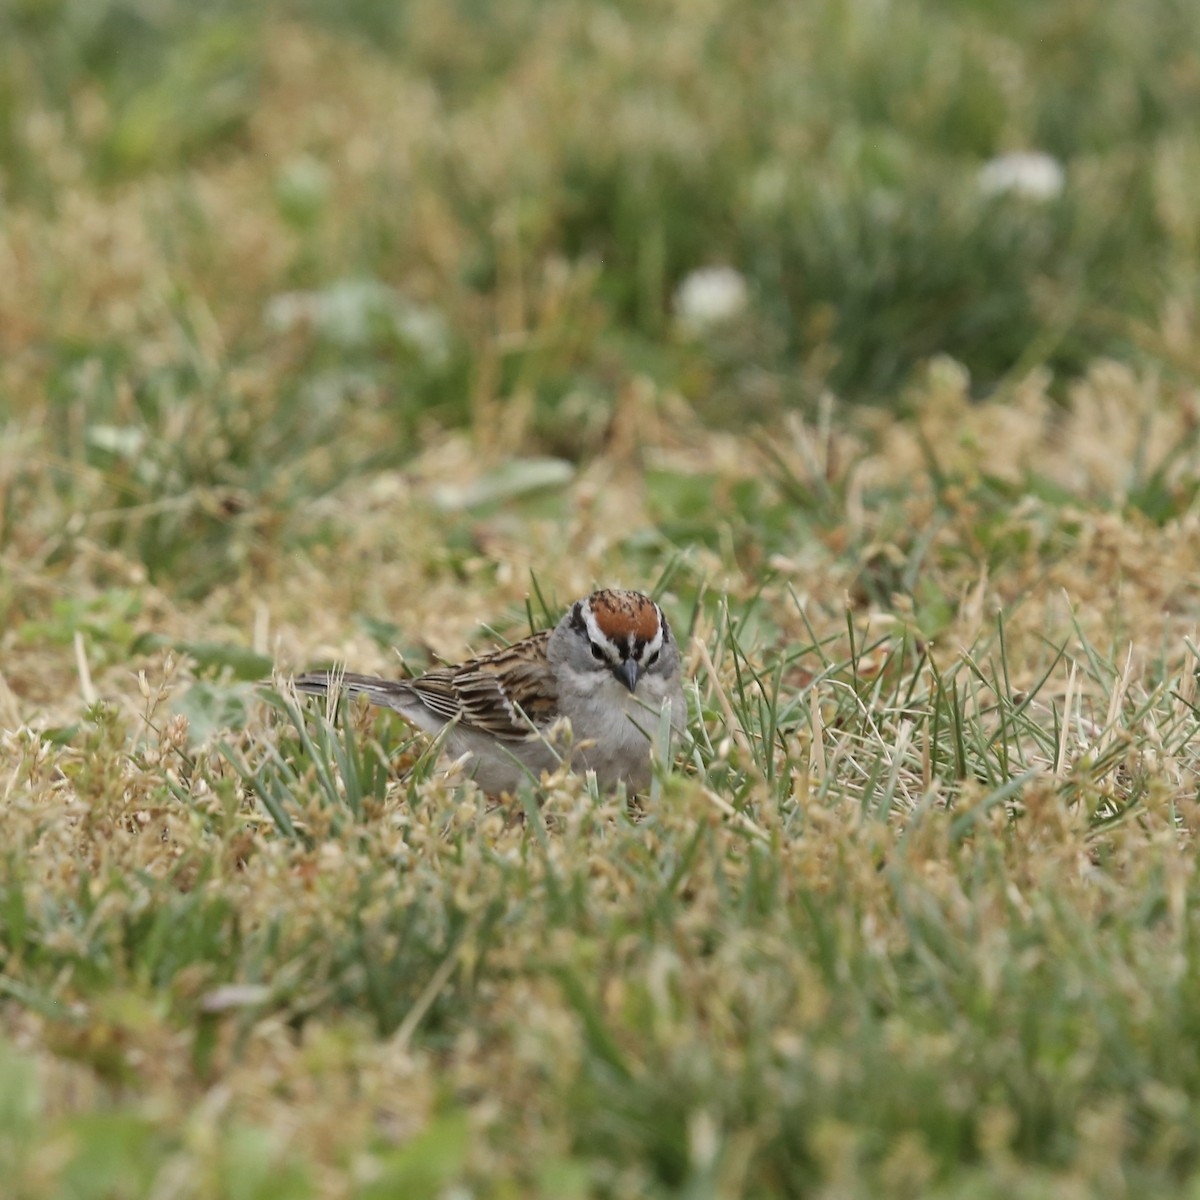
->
[589,643,606,662]
[645,650,660,669]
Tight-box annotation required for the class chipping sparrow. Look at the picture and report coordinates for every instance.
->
[290,589,687,795]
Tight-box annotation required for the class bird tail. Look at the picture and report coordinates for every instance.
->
[291,671,412,708]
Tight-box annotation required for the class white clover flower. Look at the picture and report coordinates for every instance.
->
[265,280,450,366]
[673,266,749,335]
[978,151,1065,201]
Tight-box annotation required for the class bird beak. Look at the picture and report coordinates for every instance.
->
[617,659,641,693]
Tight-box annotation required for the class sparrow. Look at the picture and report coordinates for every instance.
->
[290,589,687,795]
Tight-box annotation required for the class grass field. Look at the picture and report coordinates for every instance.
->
[4,0,1200,1196]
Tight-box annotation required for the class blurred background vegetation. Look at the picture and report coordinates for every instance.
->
[4,0,1198,416]
[4,0,1198,601]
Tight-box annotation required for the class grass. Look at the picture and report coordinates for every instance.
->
[4,0,1200,1195]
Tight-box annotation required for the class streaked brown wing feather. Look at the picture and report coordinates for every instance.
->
[409,629,557,741]
[402,669,465,723]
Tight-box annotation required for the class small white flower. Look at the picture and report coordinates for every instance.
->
[264,280,451,366]
[198,984,271,1013]
[673,266,749,334]
[978,151,1065,201]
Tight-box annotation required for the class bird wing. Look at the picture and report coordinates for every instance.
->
[409,630,558,741]
[292,631,558,742]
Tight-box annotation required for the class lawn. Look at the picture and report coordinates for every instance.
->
[4,0,1200,1196]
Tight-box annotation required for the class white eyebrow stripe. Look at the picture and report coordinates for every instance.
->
[639,623,664,659]
[581,602,621,661]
